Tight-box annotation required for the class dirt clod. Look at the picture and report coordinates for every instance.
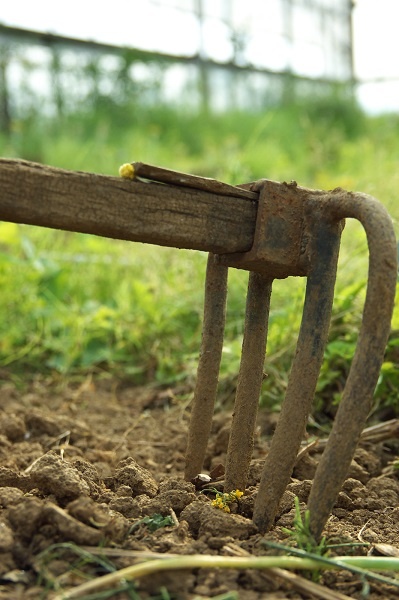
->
[28,452,91,501]
[181,501,257,540]
[113,456,158,497]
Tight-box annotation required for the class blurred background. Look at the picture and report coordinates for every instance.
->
[0,1,398,421]
[2,0,399,117]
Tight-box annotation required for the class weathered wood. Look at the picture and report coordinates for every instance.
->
[130,162,258,200]
[0,159,257,254]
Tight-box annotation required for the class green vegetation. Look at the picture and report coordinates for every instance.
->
[50,549,399,600]
[282,497,327,557]
[0,95,398,419]
[281,496,327,582]
[37,540,399,599]
[134,514,175,533]
[37,542,153,598]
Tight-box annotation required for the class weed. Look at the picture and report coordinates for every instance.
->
[207,489,244,513]
[282,497,327,557]
[138,514,175,532]
[280,497,327,582]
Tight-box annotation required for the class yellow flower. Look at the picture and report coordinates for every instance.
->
[233,490,244,499]
[119,163,135,180]
[210,489,245,512]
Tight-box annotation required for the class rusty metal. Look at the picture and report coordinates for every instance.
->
[224,272,273,492]
[185,177,396,540]
[252,203,343,533]
[184,253,228,481]
[218,179,310,278]
[305,190,397,541]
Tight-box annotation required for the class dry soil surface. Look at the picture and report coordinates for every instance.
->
[1,375,399,599]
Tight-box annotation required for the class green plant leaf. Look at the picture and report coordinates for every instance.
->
[141,513,175,532]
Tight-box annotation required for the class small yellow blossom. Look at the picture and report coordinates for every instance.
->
[232,490,244,499]
[119,163,135,180]
[211,489,244,512]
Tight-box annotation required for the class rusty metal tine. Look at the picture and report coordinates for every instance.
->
[307,191,397,541]
[184,253,228,481]
[253,213,343,533]
[224,272,273,492]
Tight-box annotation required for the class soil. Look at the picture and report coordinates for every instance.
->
[0,374,399,599]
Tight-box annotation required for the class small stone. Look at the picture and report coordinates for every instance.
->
[191,473,211,489]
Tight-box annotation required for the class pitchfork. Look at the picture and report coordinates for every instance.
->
[0,159,397,541]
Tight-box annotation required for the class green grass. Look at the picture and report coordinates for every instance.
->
[36,541,399,599]
[0,97,398,416]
